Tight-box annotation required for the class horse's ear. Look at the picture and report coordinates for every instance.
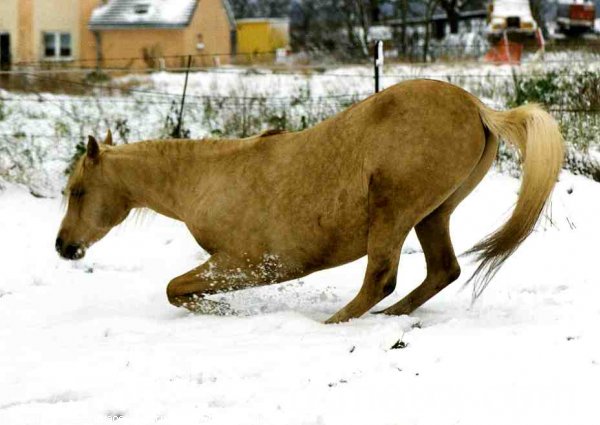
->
[87,136,100,161]
[104,129,113,146]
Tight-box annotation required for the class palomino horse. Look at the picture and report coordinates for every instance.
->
[56,80,564,323]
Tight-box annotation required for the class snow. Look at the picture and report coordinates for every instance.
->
[1,169,600,424]
[1,55,600,422]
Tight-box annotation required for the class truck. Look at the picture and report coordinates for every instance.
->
[556,0,596,35]
[487,0,538,38]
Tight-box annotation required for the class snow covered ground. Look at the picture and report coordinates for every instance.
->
[1,56,600,423]
[1,169,599,425]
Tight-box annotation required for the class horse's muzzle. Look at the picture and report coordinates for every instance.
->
[55,237,85,260]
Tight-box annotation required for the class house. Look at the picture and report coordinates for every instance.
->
[0,0,235,70]
[236,18,289,57]
[0,0,96,68]
[84,0,236,68]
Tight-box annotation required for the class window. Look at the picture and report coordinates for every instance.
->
[43,32,71,59]
[60,33,71,57]
[134,3,150,14]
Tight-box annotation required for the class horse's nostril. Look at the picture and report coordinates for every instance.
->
[64,244,79,259]
[55,237,63,252]
[56,238,84,260]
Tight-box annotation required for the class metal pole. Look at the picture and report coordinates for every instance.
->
[374,40,384,93]
[175,55,192,138]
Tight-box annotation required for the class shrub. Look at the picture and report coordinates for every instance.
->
[507,69,600,172]
[199,86,361,138]
[64,139,86,176]
[0,99,8,121]
[163,100,190,139]
[114,118,131,143]
[509,70,562,108]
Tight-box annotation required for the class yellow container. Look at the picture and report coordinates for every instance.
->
[236,18,289,55]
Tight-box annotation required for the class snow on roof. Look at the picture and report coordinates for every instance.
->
[492,0,534,19]
[89,0,199,29]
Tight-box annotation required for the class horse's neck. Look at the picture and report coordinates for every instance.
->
[110,139,245,221]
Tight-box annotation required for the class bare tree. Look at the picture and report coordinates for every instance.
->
[438,0,461,34]
[399,0,409,55]
[421,0,439,61]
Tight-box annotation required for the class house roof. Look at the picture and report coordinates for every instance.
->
[89,0,235,30]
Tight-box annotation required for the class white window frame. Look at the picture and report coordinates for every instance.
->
[42,32,72,61]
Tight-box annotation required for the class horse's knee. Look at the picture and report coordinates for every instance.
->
[166,278,186,306]
[369,258,397,298]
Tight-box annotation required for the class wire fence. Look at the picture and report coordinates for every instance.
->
[2,55,600,77]
[2,59,600,192]
[2,66,600,110]
[2,35,599,69]
[1,59,600,142]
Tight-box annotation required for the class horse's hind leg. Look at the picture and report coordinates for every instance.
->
[378,210,459,316]
[325,177,415,324]
[379,133,499,316]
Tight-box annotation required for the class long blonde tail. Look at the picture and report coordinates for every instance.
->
[467,102,565,296]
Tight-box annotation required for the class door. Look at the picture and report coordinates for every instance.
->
[0,33,10,70]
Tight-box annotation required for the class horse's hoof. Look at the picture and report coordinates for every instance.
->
[324,312,350,324]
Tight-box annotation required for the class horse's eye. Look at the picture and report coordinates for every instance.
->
[71,188,85,198]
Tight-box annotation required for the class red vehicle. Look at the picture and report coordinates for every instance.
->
[557,0,596,34]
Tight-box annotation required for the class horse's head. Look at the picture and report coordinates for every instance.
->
[56,130,131,260]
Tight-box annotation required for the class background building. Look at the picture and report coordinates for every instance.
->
[0,0,236,69]
[85,0,236,68]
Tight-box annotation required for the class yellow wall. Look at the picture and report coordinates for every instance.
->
[0,0,19,63]
[79,0,102,64]
[92,29,188,69]
[34,0,81,61]
[237,22,270,54]
[1,0,83,63]
[190,0,232,66]
[18,0,34,62]
[237,19,289,55]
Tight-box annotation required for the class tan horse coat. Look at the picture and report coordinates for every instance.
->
[56,80,564,322]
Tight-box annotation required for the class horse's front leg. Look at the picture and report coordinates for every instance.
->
[166,253,289,313]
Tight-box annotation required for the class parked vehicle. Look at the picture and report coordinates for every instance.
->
[556,0,596,34]
[486,0,538,37]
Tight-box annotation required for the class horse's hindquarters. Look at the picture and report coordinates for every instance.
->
[362,81,488,224]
